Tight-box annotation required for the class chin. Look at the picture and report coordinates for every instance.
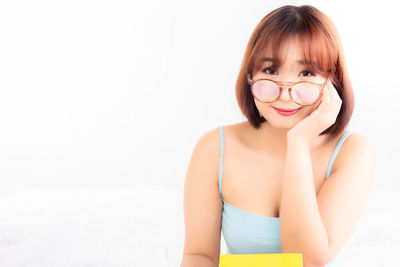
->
[267,107,309,127]
[265,116,299,129]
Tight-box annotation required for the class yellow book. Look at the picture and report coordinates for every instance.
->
[219,253,303,267]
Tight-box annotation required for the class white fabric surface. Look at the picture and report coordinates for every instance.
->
[0,184,397,267]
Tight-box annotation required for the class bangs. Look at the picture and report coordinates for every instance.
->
[236,5,354,136]
[249,15,339,77]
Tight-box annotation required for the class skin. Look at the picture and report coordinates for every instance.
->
[222,37,346,215]
[181,37,376,267]
[252,37,338,153]
[224,39,374,266]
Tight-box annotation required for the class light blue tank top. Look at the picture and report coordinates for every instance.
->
[218,126,352,267]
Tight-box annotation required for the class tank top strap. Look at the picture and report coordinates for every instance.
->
[218,126,224,199]
[326,130,352,179]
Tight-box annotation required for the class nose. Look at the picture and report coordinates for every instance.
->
[278,85,292,101]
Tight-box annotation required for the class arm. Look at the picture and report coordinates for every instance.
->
[181,254,218,267]
[279,134,375,266]
[180,128,223,267]
[279,137,329,266]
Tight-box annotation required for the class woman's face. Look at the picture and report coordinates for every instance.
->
[253,39,327,130]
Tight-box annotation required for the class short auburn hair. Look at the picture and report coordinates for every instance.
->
[235,5,354,138]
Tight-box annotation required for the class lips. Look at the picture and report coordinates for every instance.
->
[273,106,302,116]
[273,107,301,112]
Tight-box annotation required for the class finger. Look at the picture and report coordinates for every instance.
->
[322,82,331,109]
[321,82,335,119]
[328,80,342,109]
[326,80,341,117]
[329,80,341,100]
[326,80,334,102]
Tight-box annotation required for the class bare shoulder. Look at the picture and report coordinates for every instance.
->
[194,122,244,152]
[221,121,253,142]
[192,122,248,168]
[182,125,236,260]
[194,126,221,156]
[333,131,376,174]
[189,125,232,181]
[341,132,376,156]
[203,122,249,142]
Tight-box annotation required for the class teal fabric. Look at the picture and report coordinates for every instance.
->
[218,126,352,266]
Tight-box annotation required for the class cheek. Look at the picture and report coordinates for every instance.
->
[300,106,317,117]
[255,101,268,114]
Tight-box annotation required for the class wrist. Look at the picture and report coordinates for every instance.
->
[287,136,310,149]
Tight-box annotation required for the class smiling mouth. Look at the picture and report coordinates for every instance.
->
[272,107,302,116]
[273,107,301,112]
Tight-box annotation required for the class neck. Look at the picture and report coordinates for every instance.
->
[257,122,330,154]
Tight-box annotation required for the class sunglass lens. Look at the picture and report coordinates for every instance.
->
[292,83,320,105]
[252,80,279,102]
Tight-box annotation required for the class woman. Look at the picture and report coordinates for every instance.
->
[181,5,376,267]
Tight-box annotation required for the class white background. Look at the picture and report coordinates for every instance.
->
[0,0,399,266]
[0,0,399,196]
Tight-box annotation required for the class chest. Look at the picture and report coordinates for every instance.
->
[220,139,335,218]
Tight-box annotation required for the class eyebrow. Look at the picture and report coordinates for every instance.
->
[261,57,310,65]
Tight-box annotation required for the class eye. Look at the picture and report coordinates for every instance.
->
[262,67,277,75]
[299,70,315,77]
